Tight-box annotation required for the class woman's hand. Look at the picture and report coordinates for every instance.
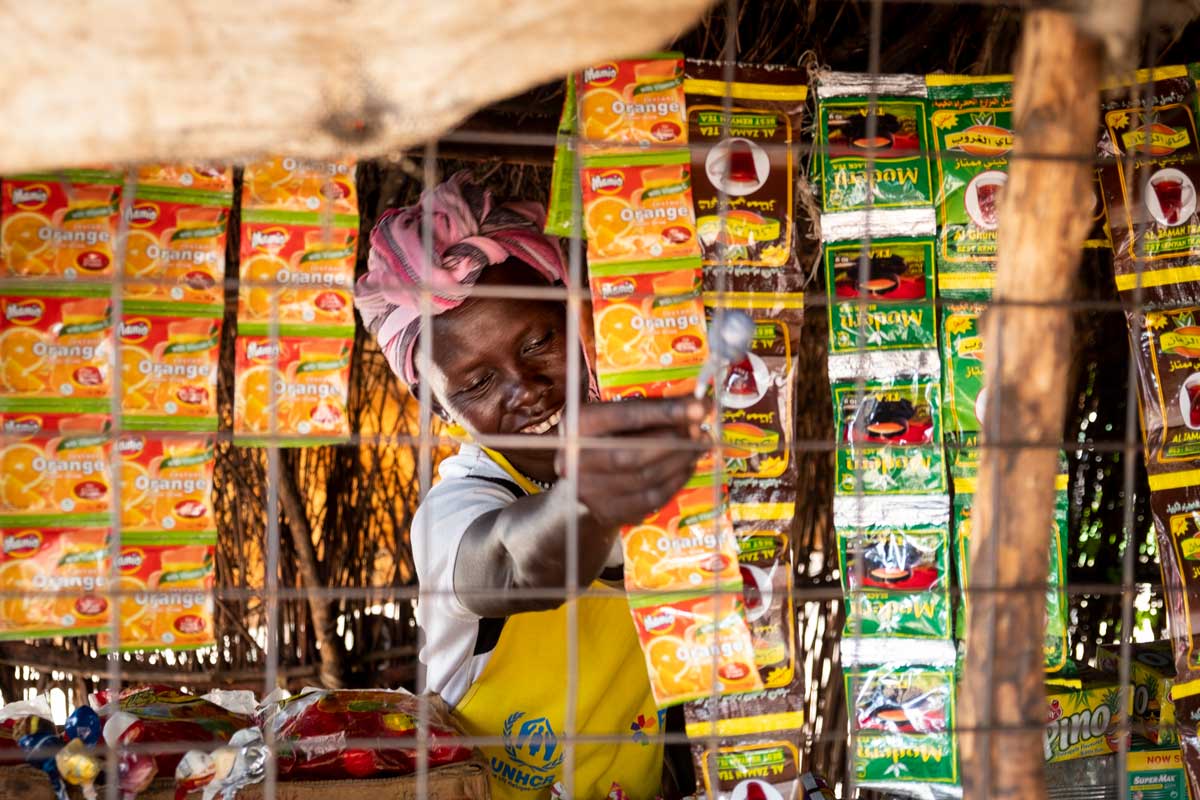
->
[555,397,712,529]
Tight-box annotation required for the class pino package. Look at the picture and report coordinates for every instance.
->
[815,73,936,241]
[684,60,808,279]
[845,663,959,789]
[824,235,938,376]
[831,372,947,495]
[684,678,805,800]
[1044,666,1129,762]
[1097,67,1200,305]
[926,75,1013,299]
[835,496,954,664]
[954,465,1070,672]
[1096,640,1178,745]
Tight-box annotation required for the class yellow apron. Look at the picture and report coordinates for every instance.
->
[451,446,664,799]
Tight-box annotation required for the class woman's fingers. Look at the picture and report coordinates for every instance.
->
[556,426,707,477]
[579,448,702,495]
[578,397,710,437]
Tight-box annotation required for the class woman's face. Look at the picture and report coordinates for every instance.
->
[424,260,568,437]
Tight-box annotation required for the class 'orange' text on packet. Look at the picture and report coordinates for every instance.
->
[0,295,112,407]
[0,412,111,522]
[1,179,121,280]
[116,434,216,533]
[238,218,358,328]
[122,194,229,306]
[577,57,688,154]
[622,483,740,594]
[234,336,352,441]
[120,314,221,426]
[242,157,358,216]
[0,526,109,639]
[581,162,702,265]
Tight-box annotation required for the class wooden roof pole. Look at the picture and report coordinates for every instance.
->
[959,7,1113,800]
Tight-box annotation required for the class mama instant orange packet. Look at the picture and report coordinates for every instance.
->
[119,311,222,430]
[577,55,687,155]
[122,189,230,307]
[0,412,111,526]
[116,434,215,533]
[622,482,740,595]
[242,157,358,216]
[234,335,352,445]
[631,592,763,706]
[2,174,122,281]
[238,211,359,328]
[99,533,216,652]
[581,157,702,265]
[589,261,707,399]
[135,163,234,195]
[0,525,109,640]
[0,294,113,412]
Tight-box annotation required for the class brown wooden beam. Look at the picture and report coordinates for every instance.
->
[960,9,1104,800]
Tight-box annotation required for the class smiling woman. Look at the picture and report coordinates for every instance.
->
[353,172,709,799]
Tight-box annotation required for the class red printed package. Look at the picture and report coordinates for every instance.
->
[264,689,472,780]
[95,684,250,791]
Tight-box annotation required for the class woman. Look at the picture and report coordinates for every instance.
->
[355,172,709,799]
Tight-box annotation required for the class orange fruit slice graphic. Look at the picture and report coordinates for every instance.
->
[0,327,48,392]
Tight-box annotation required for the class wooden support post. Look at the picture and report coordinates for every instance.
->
[960,9,1103,800]
[278,466,346,689]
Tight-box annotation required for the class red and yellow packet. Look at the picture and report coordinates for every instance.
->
[588,261,708,399]
[99,532,216,652]
[631,591,763,706]
[1,172,122,281]
[121,188,230,308]
[238,211,359,328]
[0,411,111,526]
[233,334,352,445]
[119,309,222,430]
[116,433,215,533]
[135,163,234,196]
[581,157,702,266]
[0,293,112,412]
[242,156,358,216]
[0,525,109,640]
[577,55,687,155]
[622,481,741,595]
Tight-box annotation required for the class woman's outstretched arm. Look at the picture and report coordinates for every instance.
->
[452,398,709,617]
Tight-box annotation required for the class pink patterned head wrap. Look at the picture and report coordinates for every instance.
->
[354,171,568,387]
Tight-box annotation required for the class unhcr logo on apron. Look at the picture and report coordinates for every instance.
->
[493,711,564,791]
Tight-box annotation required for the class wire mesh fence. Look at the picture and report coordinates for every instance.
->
[0,2,1198,800]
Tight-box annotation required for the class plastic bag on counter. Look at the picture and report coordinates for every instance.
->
[92,684,251,796]
[261,688,473,780]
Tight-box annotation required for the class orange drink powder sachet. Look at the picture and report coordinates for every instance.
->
[116,433,216,533]
[581,155,701,266]
[233,334,352,445]
[0,525,109,640]
[576,55,687,156]
[238,211,359,328]
[1,171,122,282]
[99,532,216,652]
[0,293,113,412]
[119,309,222,430]
[121,188,230,308]
[242,156,358,216]
[0,411,111,526]
[135,163,234,195]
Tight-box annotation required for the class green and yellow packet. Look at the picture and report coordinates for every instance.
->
[830,373,947,495]
[940,303,986,443]
[545,77,579,238]
[1044,665,1130,762]
[952,457,1070,673]
[835,495,952,644]
[844,663,959,787]
[815,73,934,214]
[1096,641,1179,746]
[926,75,1012,300]
[824,236,938,360]
[1127,745,1192,800]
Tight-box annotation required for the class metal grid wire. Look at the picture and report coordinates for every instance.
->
[0,1,1197,799]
